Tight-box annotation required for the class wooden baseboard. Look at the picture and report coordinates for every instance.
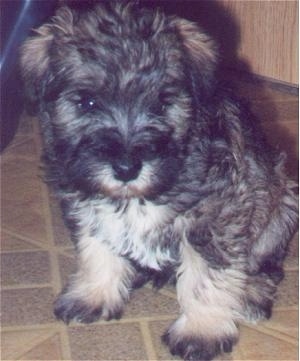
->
[220,68,299,96]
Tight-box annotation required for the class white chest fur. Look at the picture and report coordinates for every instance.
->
[91,198,176,270]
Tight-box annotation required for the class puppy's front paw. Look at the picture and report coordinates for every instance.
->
[54,291,123,324]
[162,321,237,361]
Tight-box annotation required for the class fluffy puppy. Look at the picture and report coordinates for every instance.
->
[21,2,298,360]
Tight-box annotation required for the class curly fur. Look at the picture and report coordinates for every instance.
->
[21,2,298,360]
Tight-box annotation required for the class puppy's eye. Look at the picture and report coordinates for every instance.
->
[150,102,167,116]
[150,91,174,116]
[77,97,98,112]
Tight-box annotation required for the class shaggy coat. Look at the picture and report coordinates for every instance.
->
[21,2,298,360]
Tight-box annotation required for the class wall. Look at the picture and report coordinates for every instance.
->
[218,0,298,85]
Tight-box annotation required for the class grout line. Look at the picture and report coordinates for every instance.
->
[39,185,73,361]
[70,314,177,326]
[2,228,50,247]
[139,321,158,361]
[4,329,57,361]
[32,119,73,358]
[273,305,298,311]
[243,323,298,346]
[60,327,73,360]
[1,134,34,150]
[1,246,74,254]
[3,283,53,290]
[2,228,75,258]
[18,331,59,360]
[1,247,45,254]
[39,181,63,293]
[1,153,39,164]
[2,323,66,333]
[2,315,177,332]
[260,323,298,341]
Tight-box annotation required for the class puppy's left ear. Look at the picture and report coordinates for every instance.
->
[172,18,218,100]
[20,25,54,114]
[20,6,74,114]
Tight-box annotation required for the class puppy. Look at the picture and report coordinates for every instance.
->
[21,2,298,360]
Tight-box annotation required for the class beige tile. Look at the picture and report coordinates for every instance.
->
[238,325,298,360]
[124,287,179,319]
[1,158,48,243]
[2,251,51,286]
[148,320,180,360]
[261,309,298,339]
[2,288,55,326]
[2,203,48,246]
[275,270,298,308]
[58,252,77,286]
[68,323,147,360]
[1,329,56,360]
[2,136,39,160]
[2,115,37,158]
[20,333,63,360]
[49,195,72,247]
[1,231,42,252]
[16,114,35,136]
[1,159,42,201]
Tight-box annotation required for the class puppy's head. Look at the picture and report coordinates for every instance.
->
[21,2,217,199]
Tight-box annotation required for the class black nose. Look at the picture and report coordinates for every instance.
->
[112,158,142,182]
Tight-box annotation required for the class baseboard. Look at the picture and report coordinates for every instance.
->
[221,67,299,96]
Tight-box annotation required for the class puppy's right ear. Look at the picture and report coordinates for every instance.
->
[20,7,74,114]
[171,18,218,102]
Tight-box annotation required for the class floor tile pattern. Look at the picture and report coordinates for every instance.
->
[1,77,298,360]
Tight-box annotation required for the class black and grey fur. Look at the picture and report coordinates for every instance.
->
[21,2,298,360]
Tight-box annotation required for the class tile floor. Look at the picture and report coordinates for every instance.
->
[1,75,298,360]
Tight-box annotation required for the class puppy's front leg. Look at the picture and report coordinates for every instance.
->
[163,241,240,361]
[54,236,134,324]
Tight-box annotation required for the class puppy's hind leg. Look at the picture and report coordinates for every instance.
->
[163,242,242,361]
[54,236,134,324]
